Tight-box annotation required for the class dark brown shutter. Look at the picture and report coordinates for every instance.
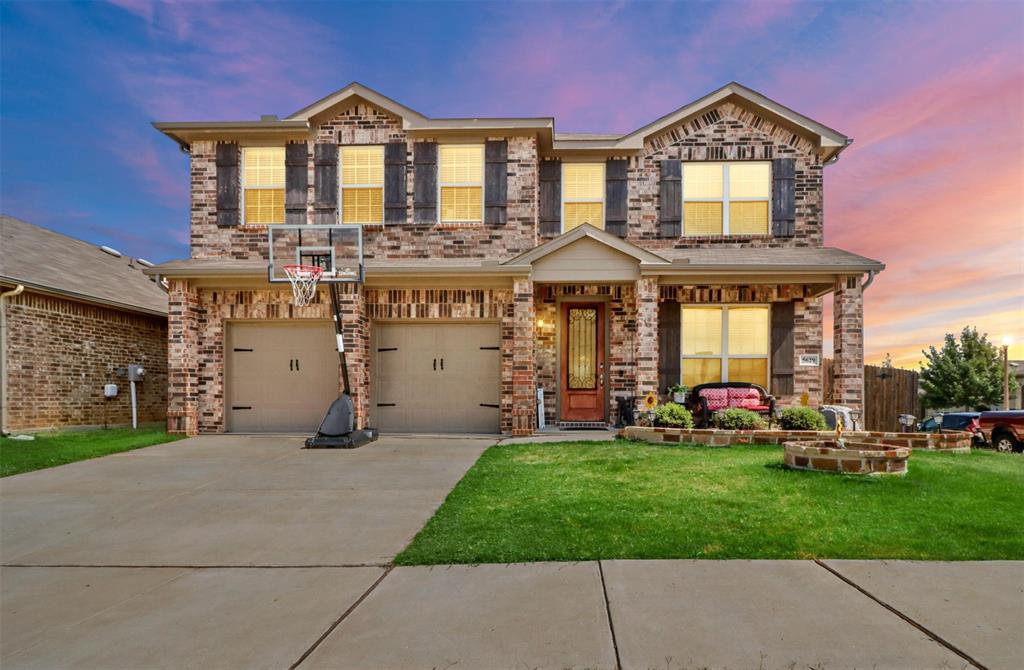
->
[484,140,508,225]
[770,301,795,396]
[658,299,681,394]
[285,142,308,225]
[313,143,338,225]
[772,158,796,237]
[384,141,407,225]
[413,141,437,224]
[539,160,561,236]
[659,159,682,238]
[605,159,628,238]
[215,142,239,227]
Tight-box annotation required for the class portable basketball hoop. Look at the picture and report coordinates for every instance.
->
[283,264,323,307]
[267,225,376,449]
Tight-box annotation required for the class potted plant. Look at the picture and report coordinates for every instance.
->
[667,383,689,404]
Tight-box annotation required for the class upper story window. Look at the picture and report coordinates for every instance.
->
[439,145,484,223]
[681,306,769,388]
[340,146,384,225]
[562,163,604,232]
[683,162,770,236]
[242,147,285,225]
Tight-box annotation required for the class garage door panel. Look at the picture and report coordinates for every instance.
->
[227,322,337,433]
[373,323,500,434]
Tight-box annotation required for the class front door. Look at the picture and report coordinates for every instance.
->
[560,303,606,422]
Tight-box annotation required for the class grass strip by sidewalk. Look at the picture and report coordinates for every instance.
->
[1,427,184,477]
[397,440,1024,564]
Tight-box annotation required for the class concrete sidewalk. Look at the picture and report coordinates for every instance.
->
[2,559,1019,669]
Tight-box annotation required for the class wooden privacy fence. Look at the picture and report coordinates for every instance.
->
[821,359,924,432]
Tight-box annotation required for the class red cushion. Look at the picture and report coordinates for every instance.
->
[699,387,729,410]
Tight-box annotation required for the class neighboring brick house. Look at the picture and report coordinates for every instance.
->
[0,216,169,432]
[150,82,883,436]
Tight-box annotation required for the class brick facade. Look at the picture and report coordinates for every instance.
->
[164,95,867,435]
[4,290,167,431]
[833,275,864,412]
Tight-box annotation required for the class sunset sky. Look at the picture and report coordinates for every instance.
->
[2,0,1022,367]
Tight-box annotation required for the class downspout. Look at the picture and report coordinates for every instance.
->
[861,269,876,291]
[0,284,26,436]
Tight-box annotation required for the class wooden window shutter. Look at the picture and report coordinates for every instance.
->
[413,142,438,224]
[658,300,681,394]
[313,143,338,225]
[484,140,508,224]
[771,158,796,237]
[605,159,628,238]
[215,142,240,227]
[384,141,407,224]
[539,159,561,236]
[770,301,795,396]
[284,142,308,225]
[659,159,682,238]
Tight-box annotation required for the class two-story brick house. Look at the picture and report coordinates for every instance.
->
[151,82,882,436]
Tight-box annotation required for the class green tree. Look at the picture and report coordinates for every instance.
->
[919,327,1015,410]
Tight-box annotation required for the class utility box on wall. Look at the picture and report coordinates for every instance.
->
[127,364,145,382]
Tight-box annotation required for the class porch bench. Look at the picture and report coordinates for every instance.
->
[686,382,776,428]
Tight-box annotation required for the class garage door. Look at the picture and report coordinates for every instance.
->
[226,322,338,432]
[373,323,501,434]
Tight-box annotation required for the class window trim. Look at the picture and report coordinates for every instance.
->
[679,304,772,387]
[561,162,606,233]
[437,143,485,224]
[241,146,286,226]
[682,161,771,236]
[338,144,385,226]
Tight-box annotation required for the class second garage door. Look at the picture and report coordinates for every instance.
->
[373,323,501,434]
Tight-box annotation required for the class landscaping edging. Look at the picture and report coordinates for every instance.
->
[783,440,910,475]
[620,426,972,452]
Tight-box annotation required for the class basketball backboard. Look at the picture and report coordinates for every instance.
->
[268,224,364,284]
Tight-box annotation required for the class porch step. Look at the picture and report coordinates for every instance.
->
[556,422,611,431]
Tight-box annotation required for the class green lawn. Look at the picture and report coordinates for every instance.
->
[1,427,184,477]
[397,440,1024,564]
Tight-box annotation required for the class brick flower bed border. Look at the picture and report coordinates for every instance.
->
[620,426,972,453]
[783,440,910,475]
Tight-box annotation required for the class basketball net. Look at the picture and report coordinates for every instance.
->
[283,264,323,307]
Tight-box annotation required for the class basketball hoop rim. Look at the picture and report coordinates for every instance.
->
[283,264,325,278]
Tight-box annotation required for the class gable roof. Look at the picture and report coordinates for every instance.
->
[154,81,850,161]
[0,216,168,316]
[503,224,670,266]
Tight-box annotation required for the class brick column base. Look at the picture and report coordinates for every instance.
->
[511,278,536,435]
[833,275,865,414]
[634,277,659,408]
[167,279,200,435]
[336,284,369,429]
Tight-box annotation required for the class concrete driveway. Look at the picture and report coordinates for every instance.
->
[2,435,1021,669]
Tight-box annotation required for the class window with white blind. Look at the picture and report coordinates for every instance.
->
[340,145,384,225]
[681,306,769,388]
[439,144,484,223]
[562,163,604,231]
[242,147,285,225]
[683,162,770,236]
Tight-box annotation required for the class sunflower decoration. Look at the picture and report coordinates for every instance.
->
[643,391,658,410]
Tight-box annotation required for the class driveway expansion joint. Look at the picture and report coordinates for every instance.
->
[814,559,988,670]
[290,565,394,669]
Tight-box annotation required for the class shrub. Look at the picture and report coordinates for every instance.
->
[714,408,767,430]
[653,402,694,428]
[779,406,827,431]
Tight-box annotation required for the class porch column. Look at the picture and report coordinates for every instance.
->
[833,275,864,413]
[167,279,199,436]
[336,284,370,429]
[634,277,659,403]
[511,277,536,435]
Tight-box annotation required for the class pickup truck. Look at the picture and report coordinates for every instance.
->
[978,410,1024,453]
